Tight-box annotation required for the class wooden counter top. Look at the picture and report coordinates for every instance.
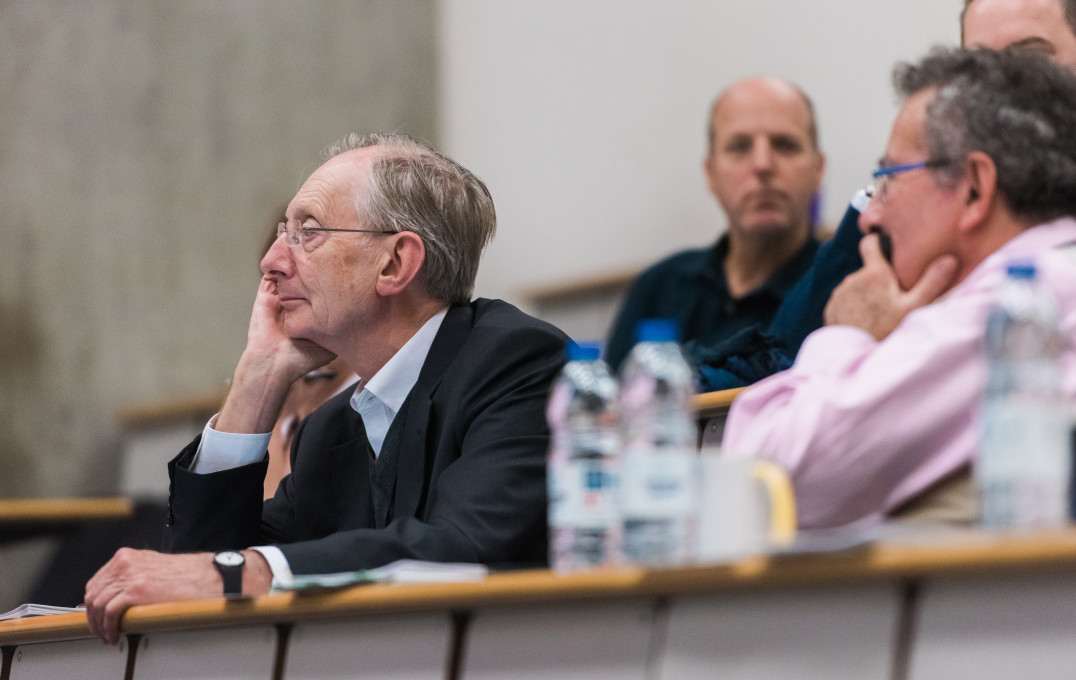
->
[692,387,745,420]
[0,498,133,524]
[116,392,225,429]
[6,526,1076,646]
[113,385,739,430]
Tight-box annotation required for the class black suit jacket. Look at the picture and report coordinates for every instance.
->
[162,299,569,573]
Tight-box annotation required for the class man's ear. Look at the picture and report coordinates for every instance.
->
[811,149,827,194]
[956,151,997,234]
[703,152,716,188]
[375,231,426,297]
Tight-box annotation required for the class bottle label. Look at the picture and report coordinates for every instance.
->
[548,459,619,528]
[978,397,1071,527]
[618,447,697,518]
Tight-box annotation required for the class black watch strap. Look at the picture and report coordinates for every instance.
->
[213,551,245,597]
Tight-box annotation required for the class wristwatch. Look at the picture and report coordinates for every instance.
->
[212,550,245,598]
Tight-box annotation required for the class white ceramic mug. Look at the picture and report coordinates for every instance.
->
[695,452,796,562]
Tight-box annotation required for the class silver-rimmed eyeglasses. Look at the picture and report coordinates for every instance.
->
[276,221,395,252]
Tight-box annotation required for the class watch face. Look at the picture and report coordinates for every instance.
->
[215,551,244,567]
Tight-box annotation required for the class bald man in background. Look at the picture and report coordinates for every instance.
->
[604,77,825,370]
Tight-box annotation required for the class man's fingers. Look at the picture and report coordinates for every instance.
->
[100,595,131,646]
[858,232,888,269]
[823,274,856,326]
[87,580,133,645]
[905,254,959,307]
[84,549,229,645]
[84,573,108,639]
[86,594,104,640]
[84,548,133,644]
[86,581,117,642]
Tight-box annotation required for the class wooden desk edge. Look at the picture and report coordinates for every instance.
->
[116,392,226,429]
[0,498,133,523]
[519,268,639,307]
[115,383,741,431]
[7,528,1076,646]
[693,387,746,420]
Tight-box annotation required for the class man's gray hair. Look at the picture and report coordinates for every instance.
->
[895,47,1076,224]
[324,132,496,305]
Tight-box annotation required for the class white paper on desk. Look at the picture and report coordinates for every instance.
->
[0,603,85,621]
[272,559,488,593]
[770,518,971,558]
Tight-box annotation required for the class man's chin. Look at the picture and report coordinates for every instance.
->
[737,218,800,238]
[280,314,314,340]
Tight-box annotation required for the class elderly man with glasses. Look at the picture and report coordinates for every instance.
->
[722,48,1076,530]
[84,132,568,644]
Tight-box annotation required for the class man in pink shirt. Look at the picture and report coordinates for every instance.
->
[722,47,1076,528]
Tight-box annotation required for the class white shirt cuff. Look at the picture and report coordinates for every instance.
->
[251,545,294,588]
[191,415,272,474]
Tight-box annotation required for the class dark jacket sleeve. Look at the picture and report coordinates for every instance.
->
[161,440,269,553]
[765,204,864,351]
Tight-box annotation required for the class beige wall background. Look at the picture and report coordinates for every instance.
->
[0,1,436,502]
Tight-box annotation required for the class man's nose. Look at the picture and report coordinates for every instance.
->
[751,139,775,172]
[261,233,295,276]
[857,198,881,234]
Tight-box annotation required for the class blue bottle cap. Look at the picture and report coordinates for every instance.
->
[565,341,602,361]
[634,318,679,343]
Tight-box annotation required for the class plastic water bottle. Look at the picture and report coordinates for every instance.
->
[546,341,622,571]
[978,261,1071,528]
[618,319,698,566]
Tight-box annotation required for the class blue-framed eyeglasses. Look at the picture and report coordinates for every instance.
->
[276,221,395,253]
[869,159,950,200]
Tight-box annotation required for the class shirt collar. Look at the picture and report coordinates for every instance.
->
[707,233,820,299]
[350,306,449,415]
[977,216,1076,278]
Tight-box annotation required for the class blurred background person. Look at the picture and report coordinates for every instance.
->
[604,76,825,370]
